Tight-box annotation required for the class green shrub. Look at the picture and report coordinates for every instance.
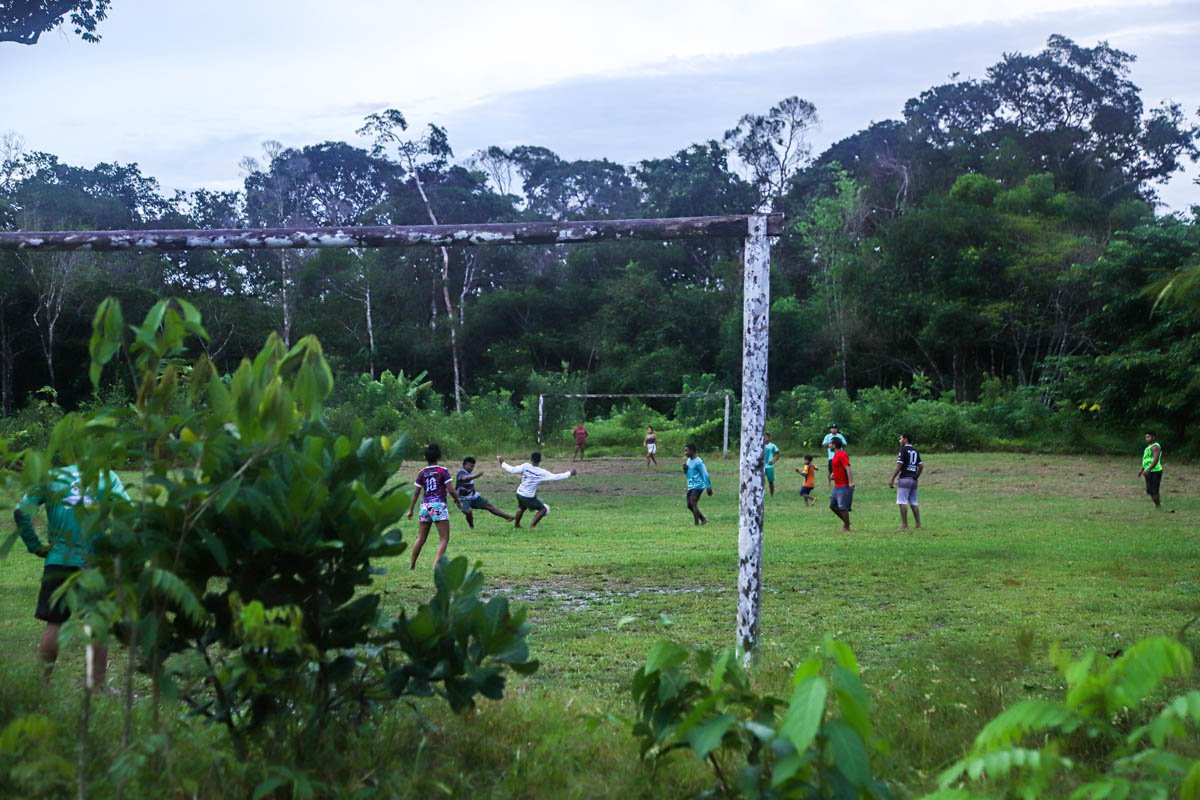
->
[16,298,537,768]
[925,637,1200,799]
[632,637,894,798]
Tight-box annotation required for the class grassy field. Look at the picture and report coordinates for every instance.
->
[1,451,1197,797]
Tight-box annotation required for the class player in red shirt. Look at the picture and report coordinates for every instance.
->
[572,423,588,461]
[406,443,461,571]
[828,439,855,532]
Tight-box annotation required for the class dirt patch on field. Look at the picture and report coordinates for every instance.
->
[922,454,1194,500]
[488,576,727,612]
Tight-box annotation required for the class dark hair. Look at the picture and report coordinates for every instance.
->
[531,451,542,464]
[424,443,441,463]
[462,456,476,466]
[685,442,697,452]
[1145,430,1156,437]
[804,454,813,461]
[900,433,913,443]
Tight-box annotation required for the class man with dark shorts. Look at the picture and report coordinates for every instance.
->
[572,423,589,461]
[828,439,854,532]
[498,452,576,528]
[15,464,130,688]
[683,443,713,525]
[455,457,515,528]
[1138,431,1163,509]
[888,433,923,530]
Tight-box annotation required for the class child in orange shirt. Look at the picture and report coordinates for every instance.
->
[795,455,816,506]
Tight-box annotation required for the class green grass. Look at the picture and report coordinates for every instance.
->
[1,451,1197,797]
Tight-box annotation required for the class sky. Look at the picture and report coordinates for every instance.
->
[1,0,1198,210]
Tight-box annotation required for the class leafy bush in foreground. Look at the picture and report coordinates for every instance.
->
[7,298,536,783]
[631,637,893,799]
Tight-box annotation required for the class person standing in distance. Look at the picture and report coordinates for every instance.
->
[407,444,461,570]
[498,453,577,529]
[683,443,713,525]
[822,424,846,483]
[888,433,924,530]
[644,426,658,466]
[828,439,855,532]
[763,433,780,497]
[15,463,130,688]
[572,422,589,461]
[1138,431,1164,509]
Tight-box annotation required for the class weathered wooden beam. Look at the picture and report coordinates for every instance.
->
[0,214,784,252]
[737,214,770,662]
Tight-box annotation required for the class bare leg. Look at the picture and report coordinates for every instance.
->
[483,502,515,522]
[650,452,657,465]
[463,511,475,529]
[899,505,909,530]
[1151,493,1161,508]
[531,508,549,528]
[432,520,451,566]
[410,520,432,569]
[911,505,922,528]
[768,480,775,497]
[38,623,61,683]
[831,507,851,531]
[513,508,525,528]
[688,496,707,525]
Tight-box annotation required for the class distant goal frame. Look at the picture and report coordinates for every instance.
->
[536,392,733,456]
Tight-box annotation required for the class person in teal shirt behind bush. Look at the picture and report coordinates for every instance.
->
[15,464,129,688]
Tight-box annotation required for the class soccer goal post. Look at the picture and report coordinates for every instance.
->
[537,392,733,456]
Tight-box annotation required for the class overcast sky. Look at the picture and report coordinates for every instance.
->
[2,0,1198,210]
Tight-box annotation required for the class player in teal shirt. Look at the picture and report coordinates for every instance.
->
[683,443,713,525]
[15,464,130,687]
[763,433,780,497]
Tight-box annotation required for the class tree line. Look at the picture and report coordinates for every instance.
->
[1,35,1198,443]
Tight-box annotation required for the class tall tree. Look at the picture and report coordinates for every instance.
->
[725,96,819,212]
[358,110,466,413]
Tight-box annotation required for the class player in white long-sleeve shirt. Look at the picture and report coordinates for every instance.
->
[497,452,577,529]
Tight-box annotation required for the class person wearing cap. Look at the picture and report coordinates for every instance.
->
[821,424,847,482]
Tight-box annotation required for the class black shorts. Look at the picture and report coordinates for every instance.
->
[35,565,80,624]
[1145,470,1163,496]
[516,493,546,512]
[686,488,704,505]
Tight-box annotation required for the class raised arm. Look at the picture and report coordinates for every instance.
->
[499,459,524,475]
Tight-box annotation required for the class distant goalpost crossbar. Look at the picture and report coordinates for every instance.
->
[537,392,732,456]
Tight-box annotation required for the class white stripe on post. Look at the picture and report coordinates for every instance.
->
[738,215,770,661]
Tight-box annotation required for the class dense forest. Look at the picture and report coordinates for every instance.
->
[2,35,1198,446]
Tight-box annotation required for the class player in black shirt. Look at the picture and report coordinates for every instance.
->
[888,433,923,530]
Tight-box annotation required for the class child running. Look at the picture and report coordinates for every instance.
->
[497,453,577,529]
[795,455,817,506]
[456,456,515,528]
[406,444,461,570]
[683,443,713,525]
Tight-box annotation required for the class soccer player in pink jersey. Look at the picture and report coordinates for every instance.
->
[406,443,461,570]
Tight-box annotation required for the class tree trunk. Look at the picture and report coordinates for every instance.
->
[364,279,376,381]
[407,165,463,413]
